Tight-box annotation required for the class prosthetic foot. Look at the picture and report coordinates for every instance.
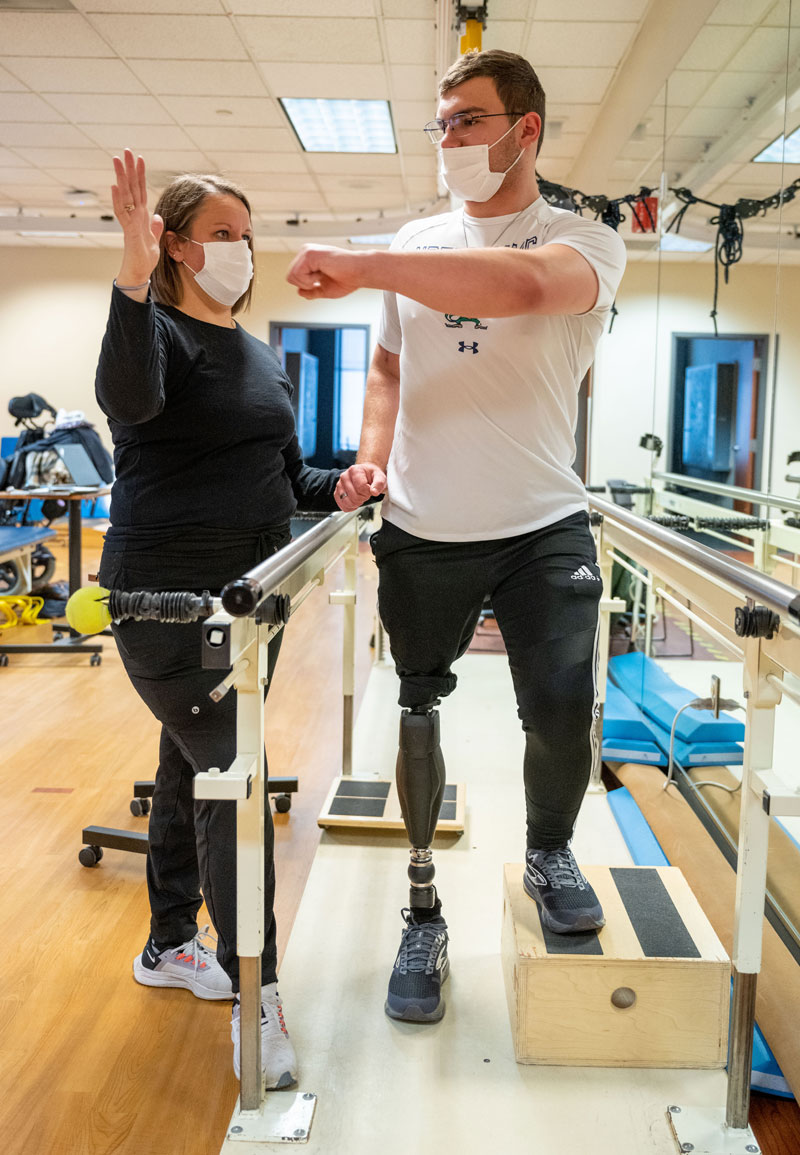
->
[385,707,450,1022]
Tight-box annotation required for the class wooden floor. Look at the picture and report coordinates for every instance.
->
[0,525,378,1155]
[1,525,798,1154]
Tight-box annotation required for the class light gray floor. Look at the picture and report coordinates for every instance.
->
[222,654,732,1154]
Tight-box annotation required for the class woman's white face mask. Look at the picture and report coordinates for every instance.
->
[181,236,253,307]
[439,117,524,203]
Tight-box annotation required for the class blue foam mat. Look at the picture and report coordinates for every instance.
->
[607,787,793,1099]
[609,652,745,743]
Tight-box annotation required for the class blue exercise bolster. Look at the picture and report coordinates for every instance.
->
[601,682,667,766]
[608,652,744,743]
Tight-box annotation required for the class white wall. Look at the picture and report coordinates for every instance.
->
[590,259,800,499]
[0,245,384,445]
[2,244,799,502]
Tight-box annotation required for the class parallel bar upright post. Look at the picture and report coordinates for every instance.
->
[341,521,358,777]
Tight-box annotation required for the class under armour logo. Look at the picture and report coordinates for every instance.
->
[458,341,479,354]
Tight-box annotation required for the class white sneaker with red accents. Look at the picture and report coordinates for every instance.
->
[231,982,298,1090]
[133,925,233,1000]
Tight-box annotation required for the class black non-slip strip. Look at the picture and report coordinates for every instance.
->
[443,784,457,801]
[335,780,391,799]
[610,867,700,959]
[438,802,457,820]
[540,915,603,956]
[328,797,386,817]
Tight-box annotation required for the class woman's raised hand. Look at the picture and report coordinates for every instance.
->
[112,149,163,285]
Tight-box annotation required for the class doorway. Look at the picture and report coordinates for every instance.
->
[669,333,769,511]
[269,322,370,470]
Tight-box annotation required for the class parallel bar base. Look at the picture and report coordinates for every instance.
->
[221,1092,317,1148]
[666,1106,760,1154]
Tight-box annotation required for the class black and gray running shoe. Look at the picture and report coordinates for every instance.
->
[385,909,449,1022]
[523,845,605,934]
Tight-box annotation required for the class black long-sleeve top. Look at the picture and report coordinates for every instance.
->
[96,287,339,549]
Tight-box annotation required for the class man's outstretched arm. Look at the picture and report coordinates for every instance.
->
[286,242,600,318]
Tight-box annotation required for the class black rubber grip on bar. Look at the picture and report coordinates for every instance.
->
[221,577,261,617]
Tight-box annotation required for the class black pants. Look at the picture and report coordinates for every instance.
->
[99,530,289,992]
[371,512,602,849]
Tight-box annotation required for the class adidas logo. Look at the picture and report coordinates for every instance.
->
[570,565,600,582]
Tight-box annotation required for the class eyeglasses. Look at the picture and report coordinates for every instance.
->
[423,111,526,144]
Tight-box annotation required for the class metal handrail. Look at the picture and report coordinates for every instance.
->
[221,508,363,616]
[591,495,800,624]
[652,470,800,516]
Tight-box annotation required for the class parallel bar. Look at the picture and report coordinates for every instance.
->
[653,470,800,516]
[726,969,758,1129]
[591,495,800,623]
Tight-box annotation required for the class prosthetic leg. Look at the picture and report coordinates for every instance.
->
[396,705,446,912]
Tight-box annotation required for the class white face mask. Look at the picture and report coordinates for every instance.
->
[439,118,524,203]
[182,237,253,307]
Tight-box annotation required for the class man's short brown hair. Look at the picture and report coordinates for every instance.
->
[152,174,254,314]
[439,49,546,156]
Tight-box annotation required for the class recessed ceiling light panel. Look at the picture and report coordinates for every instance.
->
[753,126,800,163]
[280,98,397,154]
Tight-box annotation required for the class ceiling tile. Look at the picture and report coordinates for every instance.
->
[0,13,111,57]
[3,56,146,94]
[246,189,327,210]
[128,59,266,97]
[708,0,775,22]
[535,0,648,18]
[76,0,225,10]
[384,19,435,65]
[489,0,534,16]
[0,93,66,122]
[726,26,798,73]
[389,65,437,103]
[0,63,28,91]
[675,105,740,137]
[526,21,637,68]
[483,22,530,54]
[135,149,214,173]
[402,154,436,176]
[238,17,382,64]
[0,122,98,147]
[259,62,388,100]
[159,95,282,127]
[43,93,175,124]
[231,0,374,12]
[665,71,716,108]
[212,170,319,192]
[677,25,748,70]
[89,15,248,60]
[304,153,402,175]
[185,125,299,153]
[81,123,198,150]
[203,150,308,173]
[390,101,432,132]
[40,166,113,188]
[546,104,598,134]
[698,70,780,108]
[17,146,110,166]
[397,128,431,156]
[535,67,614,104]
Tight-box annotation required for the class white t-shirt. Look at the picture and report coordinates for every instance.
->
[377,196,627,542]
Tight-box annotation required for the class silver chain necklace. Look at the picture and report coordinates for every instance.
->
[461,204,529,249]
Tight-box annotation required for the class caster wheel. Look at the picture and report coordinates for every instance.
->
[90,654,102,667]
[274,794,292,813]
[79,845,103,867]
[0,655,8,667]
[130,798,151,817]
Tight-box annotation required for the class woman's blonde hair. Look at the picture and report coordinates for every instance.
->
[151,174,254,314]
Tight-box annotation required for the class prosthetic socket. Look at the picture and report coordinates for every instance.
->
[396,707,445,910]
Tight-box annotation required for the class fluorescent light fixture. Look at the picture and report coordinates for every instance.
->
[280,98,396,154]
[753,125,800,163]
[659,232,713,253]
[348,233,396,245]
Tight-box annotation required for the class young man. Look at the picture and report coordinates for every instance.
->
[287,50,627,1024]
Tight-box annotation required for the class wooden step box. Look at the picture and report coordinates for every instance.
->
[501,863,730,1067]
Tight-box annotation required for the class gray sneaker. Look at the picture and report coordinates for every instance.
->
[231,983,298,1089]
[385,909,449,1023]
[523,846,605,934]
